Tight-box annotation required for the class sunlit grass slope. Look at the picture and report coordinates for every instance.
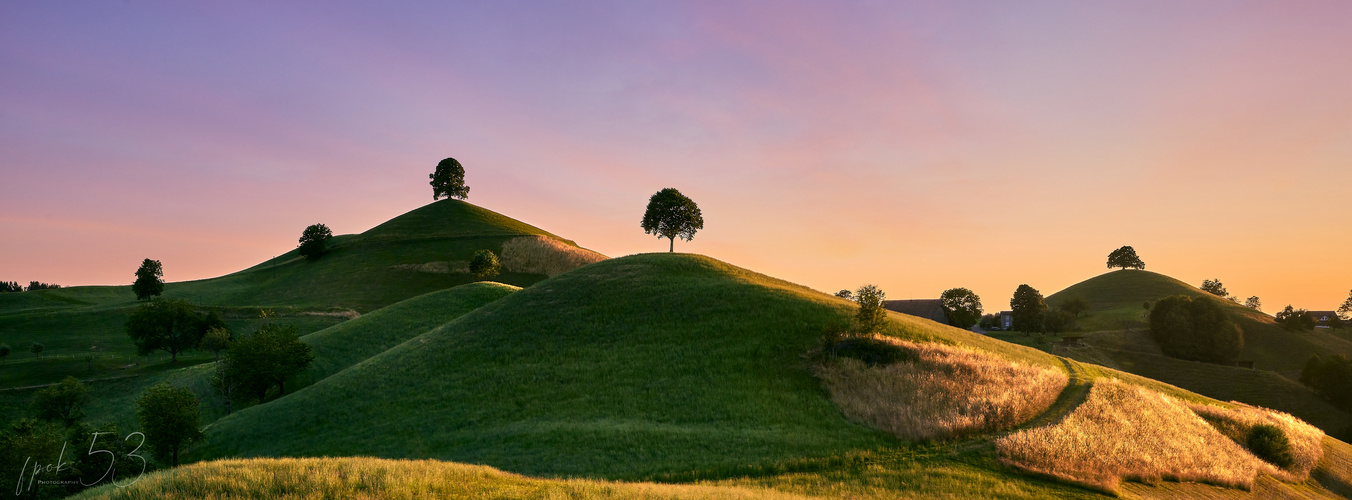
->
[1044,270,1352,437]
[195,253,1073,479]
[67,457,809,500]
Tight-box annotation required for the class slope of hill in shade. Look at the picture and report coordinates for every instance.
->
[1044,269,1352,438]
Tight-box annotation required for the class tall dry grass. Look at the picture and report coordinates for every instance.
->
[501,235,608,277]
[69,457,807,500]
[816,338,1068,441]
[1188,401,1324,481]
[996,379,1270,495]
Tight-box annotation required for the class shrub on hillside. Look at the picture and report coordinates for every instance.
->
[1247,424,1295,469]
[1189,402,1322,480]
[1147,295,1243,364]
[468,249,502,281]
[853,284,887,334]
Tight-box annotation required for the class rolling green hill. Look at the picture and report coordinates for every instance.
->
[185,253,1352,498]
[1045,269,1352,437]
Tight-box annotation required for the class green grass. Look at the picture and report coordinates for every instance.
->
[193,253,1071,479]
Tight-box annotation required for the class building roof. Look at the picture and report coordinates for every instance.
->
[1309,311,1340,321]
[883,299,949,325]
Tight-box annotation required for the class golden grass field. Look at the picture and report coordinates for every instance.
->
[996,379,1286,495]
[501,235,609,277]
[816,338,1068,441]
[1188,401,1325,482]
[69,457,810,500]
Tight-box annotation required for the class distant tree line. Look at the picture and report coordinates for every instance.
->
[1,281,62,292]
[1301,354,1352,413]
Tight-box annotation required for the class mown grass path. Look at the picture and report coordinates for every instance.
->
[1018,357,1093,431]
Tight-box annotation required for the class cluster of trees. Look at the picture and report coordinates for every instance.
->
[217,323,314,406]
[124,298,225,362]
[1148,294,1244,363]
[1300,354,1352,412]
[1,281,62,292]
[1,375,199,498]
[1275,306,1318,331]
[1005,285,1086,334]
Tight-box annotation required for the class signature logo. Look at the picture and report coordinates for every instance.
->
[14,431,147,495]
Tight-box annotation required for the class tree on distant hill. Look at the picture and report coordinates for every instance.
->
[854,284,887,334]
[137,383,201,467]
[1106,246,1145,270]
[641,188,704,252]
[297,223,333,260]
[1010,284,1048,333]
[1200,279,1228,297]
[29,341,44,358]
[222,324,314,403]
[0,281,20,292]
[1339,290,1352,321]
[429,157,470,200]
[0,343,9,363]
[33,376,88,427]
[125,298,211,362]
[1148,294,1243,363]
[1275,305,1316,332]
[1245,296,1262,311]
[26,281,60,291]
[835,289,854,301]
[1060,296,1090,318]
[939,287,983,329]
[133,258,165,300]
[469,249,502,281]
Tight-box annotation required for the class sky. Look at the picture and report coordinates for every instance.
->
[3,1,1350,313]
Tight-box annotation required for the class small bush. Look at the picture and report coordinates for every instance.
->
[1247,424,1295,468]
[826,337,914,366]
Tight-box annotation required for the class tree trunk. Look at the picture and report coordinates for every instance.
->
[170,350,177,363]
[279,380,286,396]
[172,446,178,467]
[668,237,674,252]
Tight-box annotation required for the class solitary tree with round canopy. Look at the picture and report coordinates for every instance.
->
[641,188,704,252]
[297,223,333,260]
[1107,246,1145,270]
[429,157,470,200]
[939,287,983,328]
[132,258,165,300]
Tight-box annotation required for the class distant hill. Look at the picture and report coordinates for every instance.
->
[1046,269,1352,437]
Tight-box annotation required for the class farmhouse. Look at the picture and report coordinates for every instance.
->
[882,299,949,324]
[1309,311,1341,328]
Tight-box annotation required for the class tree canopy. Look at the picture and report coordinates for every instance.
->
[1009,284,1048,333]
[1244,296,1262,311]
[132,258,165,300]
[429,157,470,200]
[33,376,88,427]
[469,249,502,281]
[1339,290,1352,320]
[136,383,201,467]
[1200,278,1228,297]
[298,223,333,260]
[1059,296,1090,318]
[1275,305,1316,332]
[1148,294,1243,363]
[221,323,314,403]
[854,284,887,334]
[939,287,983,329]
[1106,246,1145,270]
[124,298,218,362]
[641,188,704,252]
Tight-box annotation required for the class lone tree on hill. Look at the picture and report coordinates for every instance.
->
[136,383,202,467]
[132,258,165,300]
[469,249,502,281]
[641,188,704,252]
[1275,305,1316,332]
[200,326,231,361]
[1106,246,1145,270]
[29,341,44,358]
[1010,285,1048,333]
[835,289,854,301]
[297,223,333,260]
[33,376,88,427]
[854,284,887,334]
[1148,294,1243,363]
[125,298,216,362]
[1200,279,1228,297]
[430,157,470,200]
[1245,296,1262,311]
[939,287,983,329]
[1339,290,1352,321]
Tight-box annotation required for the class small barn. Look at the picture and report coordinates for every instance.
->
[882,299,949,325]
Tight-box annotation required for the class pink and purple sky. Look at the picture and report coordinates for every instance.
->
[3,1,1350,312]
